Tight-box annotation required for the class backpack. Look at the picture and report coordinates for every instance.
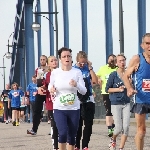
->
[77,78,91,103]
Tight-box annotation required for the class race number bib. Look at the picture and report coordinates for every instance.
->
[59,93,75,106]
[142,79,150,92]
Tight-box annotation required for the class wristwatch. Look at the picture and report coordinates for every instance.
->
[89,66,93,71]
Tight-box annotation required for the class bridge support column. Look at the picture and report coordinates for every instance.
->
[37,0,42,66]
[138,0,146,53]
[63,0,69,48]
[48,0,54,56]
[24,0,35,85]
[104,0,113,63]
[81,0,88,54]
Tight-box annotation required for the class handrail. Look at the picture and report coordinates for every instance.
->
[9,0,24,85]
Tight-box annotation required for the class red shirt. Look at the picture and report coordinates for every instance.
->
[45,72,53,110]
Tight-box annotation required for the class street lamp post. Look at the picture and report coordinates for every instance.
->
[54,0,58,58]
[3,56,6,89]
[0,53,12,89]
[32,15,55,31]
[0,62,6,90]
[5,32,13,87]
[32,0,59,58]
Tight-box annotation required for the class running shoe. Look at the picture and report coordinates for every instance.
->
[27,129,37,135]
[27,119,30,123]
[5,120,8,124]
[109,142,116,150]
[109,137,113,149]
[12,121,16,126]
[75,147,80,150]
[16,122,19,126]
[8,117,12,122]
[48,120,51,124]
[83,147,88,150]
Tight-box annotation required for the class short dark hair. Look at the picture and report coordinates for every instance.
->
[58,47,72,58]
[117,53,126,60]
[142,33,150,43]
[40,55,48,63]
[32,75,36,78]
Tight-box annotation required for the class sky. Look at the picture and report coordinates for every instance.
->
[0,0,150,90]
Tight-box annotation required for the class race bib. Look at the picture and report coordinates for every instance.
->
[59,93,75,106]
[142,79,150,92]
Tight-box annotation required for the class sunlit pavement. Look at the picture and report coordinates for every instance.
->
[0,120,150,150]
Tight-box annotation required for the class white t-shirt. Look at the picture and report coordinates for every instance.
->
[48,67,87,110]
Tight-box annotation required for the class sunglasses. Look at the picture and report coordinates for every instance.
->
[78,62,87,66]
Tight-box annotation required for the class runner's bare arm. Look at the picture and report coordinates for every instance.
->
[87,61,98,84]
[96,75,102,88]
[123,55,139,89]
[8,99,11,108]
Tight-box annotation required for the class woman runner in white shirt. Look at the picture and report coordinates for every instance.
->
[49,47,87,150]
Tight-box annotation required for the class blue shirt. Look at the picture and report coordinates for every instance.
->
[105,71,130,105]
[9,89,24,108]
[74,64,92,96]
[20,91,26,108]
[27,83,37,101]
[132,53,150,104]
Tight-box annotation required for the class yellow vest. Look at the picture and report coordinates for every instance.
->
[96,64,117,94]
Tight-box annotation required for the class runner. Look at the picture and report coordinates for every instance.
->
[45,56,59,149]
[74,51,98,150]
[96,54,117,137]
[26,75,37,122]
[27,55,48,135]
[106,54,130,150]
[8,82,24,126]
[123,33,150,150]
[19,87,26,123]
[1,84,11,124]
[49,47,87,150]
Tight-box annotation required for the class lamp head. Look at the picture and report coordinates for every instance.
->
[6,52,12,59]
[32,22,41,32]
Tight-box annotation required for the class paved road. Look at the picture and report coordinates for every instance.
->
[0,121,150,150]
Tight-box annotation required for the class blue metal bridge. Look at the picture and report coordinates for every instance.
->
[9,0,146,91]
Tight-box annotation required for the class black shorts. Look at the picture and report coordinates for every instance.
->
[102,94,112,116]
[12,107,20,111]
[20,107,26,114]
[130,103,150,114]
[20,107,26,112]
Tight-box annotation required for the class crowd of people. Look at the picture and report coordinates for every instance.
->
[1,33,150,150]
